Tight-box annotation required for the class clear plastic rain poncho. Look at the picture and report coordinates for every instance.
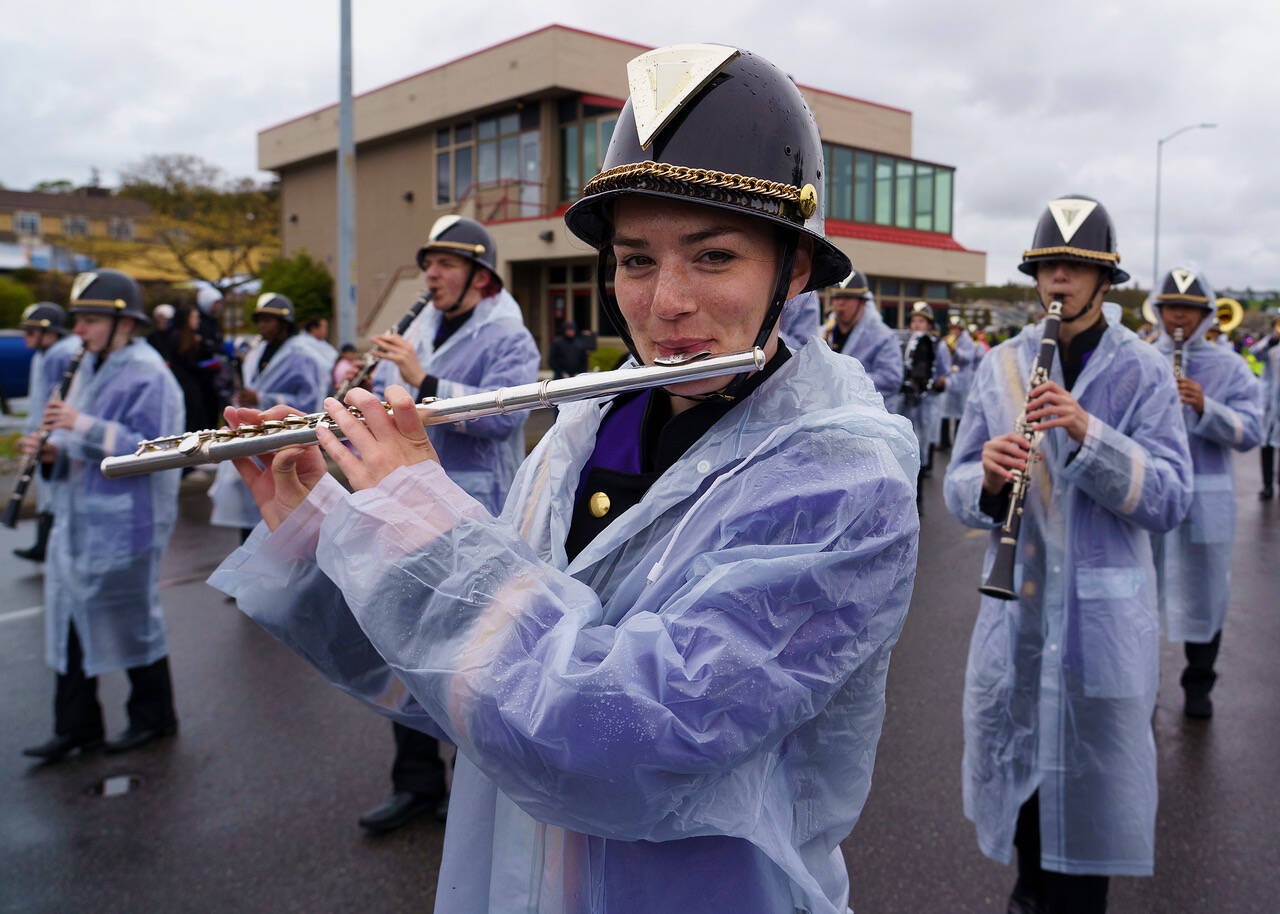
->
[779,290,821,352]
[212,341,921,914]
[943,318,1193,875]
[899,332,950,453]
[1251,328,1280,447]
[210,333,329,529]
[941,329,976,420]
[297,333,339,383]
[1152,300,1262,642]
[25,334,81,512]
[370,289,540,514]
[830,298,903,409]
[45,340,184,676]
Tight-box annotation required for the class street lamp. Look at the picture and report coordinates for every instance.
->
[1153,122,1216,290]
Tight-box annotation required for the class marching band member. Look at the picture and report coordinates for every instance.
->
[209,293,328,541]
[940,315,976,447]
[1251,315,1280,499]
[778,289,821,350]
[13,303,79,562]
[824,268,903,408]
[21,270,185,759]
[1150,268,1262,719]
[943,196,1192,913]
[355,216,541,833]
[901,301,950,483]
[211,44,919,913]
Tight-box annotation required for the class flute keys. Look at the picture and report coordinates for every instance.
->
[178,435,202,455]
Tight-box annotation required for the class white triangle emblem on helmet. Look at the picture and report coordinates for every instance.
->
[71,272,98,301]
[627,45,739,149]
[1047,198,1098,244]
[1171,268,1197,294]
[429,215,461,241]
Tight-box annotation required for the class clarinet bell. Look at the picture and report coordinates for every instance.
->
[978,544,1019,600]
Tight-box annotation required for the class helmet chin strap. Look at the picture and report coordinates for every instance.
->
[1057,273,1109,325]
[95,311,124,372]
[443,262,480,317]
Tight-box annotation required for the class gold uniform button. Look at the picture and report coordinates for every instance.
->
[589,492,611,518]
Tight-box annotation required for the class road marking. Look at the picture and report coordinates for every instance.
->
[0,605,43,624]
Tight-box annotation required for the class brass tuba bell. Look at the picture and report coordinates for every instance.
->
[1215,297,1244,334]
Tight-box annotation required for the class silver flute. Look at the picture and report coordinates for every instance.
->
[101,348,767,479]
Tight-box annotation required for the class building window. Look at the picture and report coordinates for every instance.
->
[560,99,619,201]
[108,217,133,241]
[435,107,540,212]
[934,170,952,235]
[925,283,950,299]
[894,161,913,230]
[874,157,893,226]
[15,211,40,236]
[821,144,955,234]
[854,152,873,223]
[62,215,88,237]
[914,165,933,232]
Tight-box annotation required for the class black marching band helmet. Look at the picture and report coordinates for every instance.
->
[68,269,150,325]
[1018,194,1130,284]
[415,215,502,288]
[909,301,937,328]
[1154,267,1213,310]
[564,43,852,361]
[830,268,873,300]
[20,302,69,336]
[253,292,296,327]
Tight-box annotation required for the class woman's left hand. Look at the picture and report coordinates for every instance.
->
[316,385,440,491]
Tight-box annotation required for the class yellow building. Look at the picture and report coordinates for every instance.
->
[0,188,152,246]
[261,25,986,349]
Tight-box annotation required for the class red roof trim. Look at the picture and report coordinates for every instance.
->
[827,219,984,254]
[580,93,625,110]
[483,203,572,228]
[259,24,911,136]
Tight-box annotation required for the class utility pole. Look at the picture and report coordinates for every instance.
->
[337,0,357,348]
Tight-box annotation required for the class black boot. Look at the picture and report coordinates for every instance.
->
[1182,632,1221,719]
[13,512,54,562]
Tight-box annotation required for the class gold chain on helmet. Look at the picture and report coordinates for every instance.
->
[1022,245,1121,264]
[583,161,817,219]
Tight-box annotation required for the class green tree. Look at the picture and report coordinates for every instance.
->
[256,250,334,327]
[79,153,282,293]
[31,179,75,194]
[0,276,37,328]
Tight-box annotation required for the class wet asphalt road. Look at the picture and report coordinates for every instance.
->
[1,443,1276,913]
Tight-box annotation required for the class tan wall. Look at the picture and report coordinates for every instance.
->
[832,237,986,284]
[0,213,10,232]
[260,28,635,172]
[802,90,912,157]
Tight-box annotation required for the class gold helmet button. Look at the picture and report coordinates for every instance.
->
[588,492,611,518]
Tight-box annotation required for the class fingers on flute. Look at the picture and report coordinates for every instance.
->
[384,386,425,439]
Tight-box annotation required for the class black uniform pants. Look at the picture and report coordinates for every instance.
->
[390,721,447,798]
[1181,630,1223,697]
[55,622,176,738]
[1262,446,1276,491]
[1013,792,1109,913]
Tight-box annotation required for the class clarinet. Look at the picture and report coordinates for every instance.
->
[978,294,1064,600]
[1172,326,1186,379]
[335,291,433,399]
[2,345,88,528]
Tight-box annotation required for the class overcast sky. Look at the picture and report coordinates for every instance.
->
[4,1,1277,291]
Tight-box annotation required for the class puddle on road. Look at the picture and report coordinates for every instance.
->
[86,775,142,798]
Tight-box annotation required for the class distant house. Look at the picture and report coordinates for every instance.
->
[0,188,153,272]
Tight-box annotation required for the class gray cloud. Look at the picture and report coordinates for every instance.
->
[2,1,1276,289]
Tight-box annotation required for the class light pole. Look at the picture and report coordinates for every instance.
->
[1153,122,1215,290]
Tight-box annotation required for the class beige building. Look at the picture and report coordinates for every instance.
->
[260,25,986,351]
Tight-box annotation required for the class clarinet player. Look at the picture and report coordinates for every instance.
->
[943,196,1192,913]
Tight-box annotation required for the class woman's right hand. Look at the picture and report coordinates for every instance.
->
[225,404,327,531]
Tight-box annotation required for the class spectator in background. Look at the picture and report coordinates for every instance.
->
[333,343,359,392]
[549,320,589,379]
[158,304,221,433]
